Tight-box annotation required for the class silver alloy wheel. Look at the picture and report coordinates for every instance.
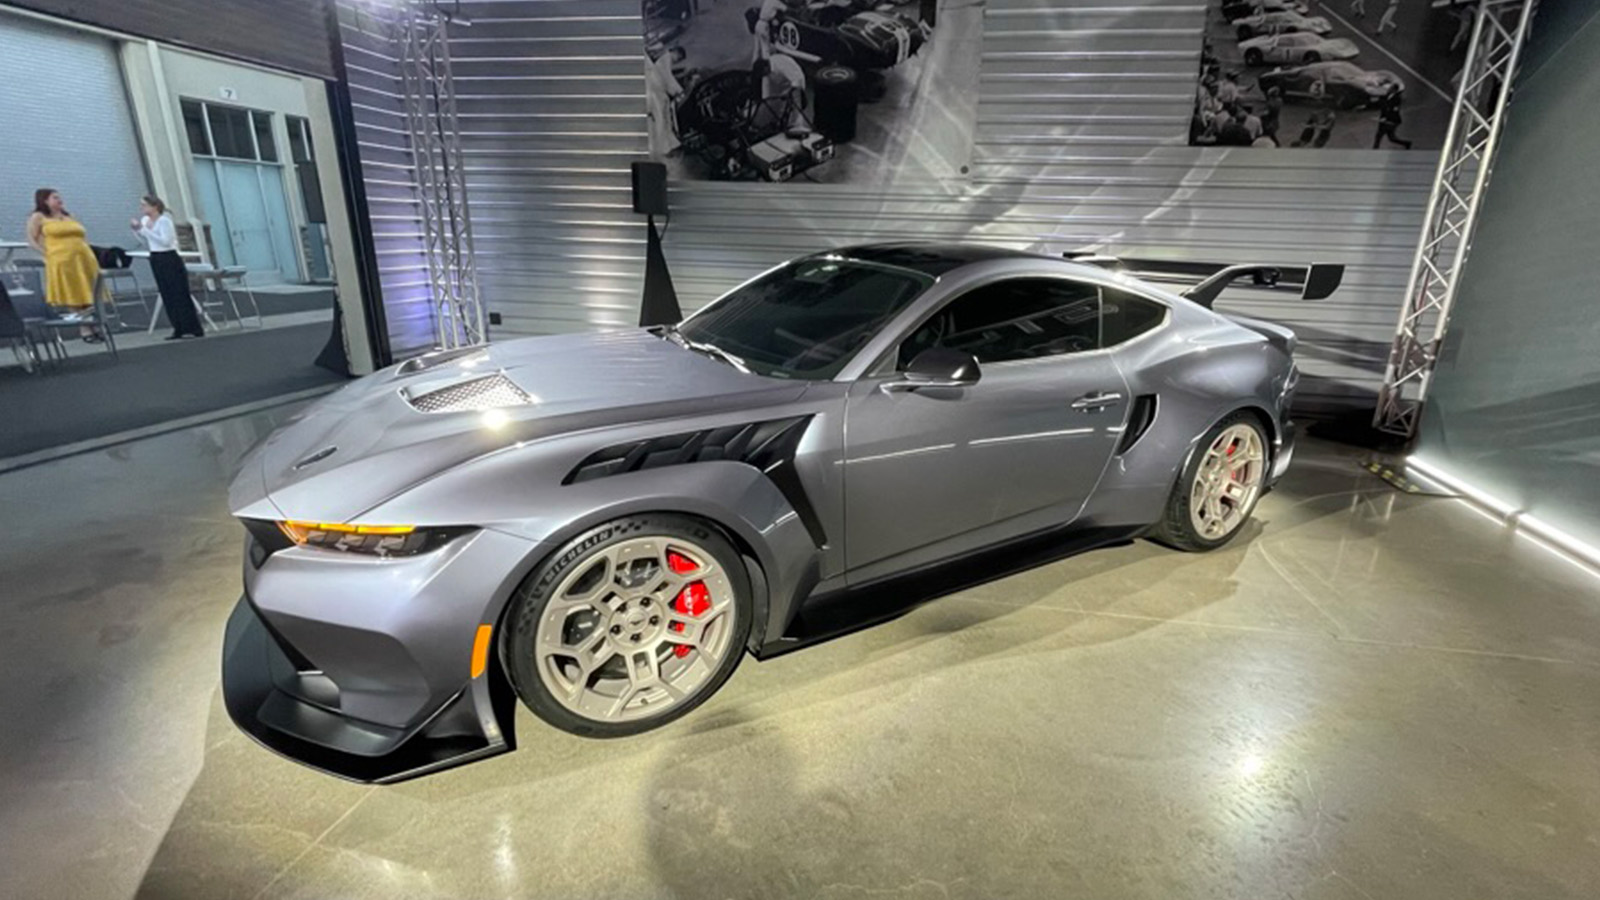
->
[535,536,737,723]
[1188,423,1266,540]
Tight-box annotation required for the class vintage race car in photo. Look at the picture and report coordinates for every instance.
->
[1238,32,1359,66]
[1258,61,1405,108]
[1231,10,1334,39]
[1222,0,1311,22]
[760,1,931,71]
[222,244,1340,782]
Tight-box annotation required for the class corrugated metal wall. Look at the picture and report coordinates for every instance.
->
[0,13,149,250]
[376,0,1437,413]
[336,2,436,358]
[4,0,338,78]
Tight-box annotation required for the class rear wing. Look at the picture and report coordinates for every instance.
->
[1062,253,1345,310]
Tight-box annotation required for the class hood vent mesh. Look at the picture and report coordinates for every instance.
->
[404,373,531,414]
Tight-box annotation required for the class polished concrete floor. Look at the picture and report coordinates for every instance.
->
[2,412,1598,900]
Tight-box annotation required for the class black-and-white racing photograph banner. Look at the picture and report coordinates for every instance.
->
[642,0,980,183]
[1190,0,1477,149]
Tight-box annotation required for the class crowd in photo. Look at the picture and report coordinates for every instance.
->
[1191,40,1410,149]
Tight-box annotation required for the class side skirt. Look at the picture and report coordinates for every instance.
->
[753,524,1144,659]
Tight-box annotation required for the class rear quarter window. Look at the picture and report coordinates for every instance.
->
[1099,289,1167,347]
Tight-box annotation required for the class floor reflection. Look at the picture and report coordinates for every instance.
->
[3,421,1600,900]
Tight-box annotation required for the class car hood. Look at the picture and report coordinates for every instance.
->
[229,329,808,523]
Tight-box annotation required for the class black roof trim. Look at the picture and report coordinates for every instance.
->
[829,243,1051,277]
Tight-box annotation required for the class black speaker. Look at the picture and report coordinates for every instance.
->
[813,65,860,143]
[631,161,669,216]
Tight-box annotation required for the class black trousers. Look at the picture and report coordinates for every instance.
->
[1374,121,1412,149]
[150,250,203,336]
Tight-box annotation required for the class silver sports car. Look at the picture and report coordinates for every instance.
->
[223,244,1317,782]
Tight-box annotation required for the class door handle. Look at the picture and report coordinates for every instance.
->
[1071,391,1123,411]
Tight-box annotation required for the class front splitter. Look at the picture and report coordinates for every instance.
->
[221,595,515,784]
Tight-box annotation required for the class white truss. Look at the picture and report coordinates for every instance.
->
[398,5,485,350]
[1373,0,1538,437]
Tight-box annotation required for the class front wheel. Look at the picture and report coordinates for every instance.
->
[1150,413,1270,552]
[503,514,752,737]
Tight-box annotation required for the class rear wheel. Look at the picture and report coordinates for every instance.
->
[503,515,752,737]
[1150,413,1269,552]
[1244,48,1264,66]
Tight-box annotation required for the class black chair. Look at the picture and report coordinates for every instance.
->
[0,280,42,374]
[93,243,150,329]
[37,274,118,361]
[11,277,118,363]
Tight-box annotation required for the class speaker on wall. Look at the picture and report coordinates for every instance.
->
[631,161,669,216]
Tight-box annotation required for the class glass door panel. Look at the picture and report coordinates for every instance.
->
[218,161,281,281]
[192,161,235,266]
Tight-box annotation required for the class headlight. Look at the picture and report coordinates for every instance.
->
[267,520,473,557]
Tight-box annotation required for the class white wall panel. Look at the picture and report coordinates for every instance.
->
[425,0,1433,413]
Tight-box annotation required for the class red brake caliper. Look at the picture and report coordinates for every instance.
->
[666,552,708,659]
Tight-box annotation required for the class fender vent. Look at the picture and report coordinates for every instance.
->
[1116,394,1158,455]
[564,416,826,547]
[403,373,530,414]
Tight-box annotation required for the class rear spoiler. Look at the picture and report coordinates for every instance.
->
[1062,253,1345,310]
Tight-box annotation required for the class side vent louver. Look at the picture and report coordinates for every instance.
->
[1117,394,1158,455]
[403,373,531,414]
[565,416,826,547]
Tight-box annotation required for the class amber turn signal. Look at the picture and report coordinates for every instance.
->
[277,521,416,543]
[471,625,493,679]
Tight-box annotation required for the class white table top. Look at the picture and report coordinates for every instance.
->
[126,249,216,270]
[1,241,34,271]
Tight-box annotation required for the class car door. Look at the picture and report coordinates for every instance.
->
[842,276,1132,578]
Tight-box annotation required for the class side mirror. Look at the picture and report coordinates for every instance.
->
[883,347,981,392]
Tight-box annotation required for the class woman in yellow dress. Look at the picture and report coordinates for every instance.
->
[26,187,103,341]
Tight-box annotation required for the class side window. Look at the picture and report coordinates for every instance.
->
[897,278,1101,368]
[1100,288,1167,347]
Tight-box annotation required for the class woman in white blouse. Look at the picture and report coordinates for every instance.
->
[131,195,203,339]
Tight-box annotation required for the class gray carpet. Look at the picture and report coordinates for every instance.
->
[0,323,347,459]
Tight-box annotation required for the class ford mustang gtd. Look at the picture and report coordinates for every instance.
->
[223,244,1326,782]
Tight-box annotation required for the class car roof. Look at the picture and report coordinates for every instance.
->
[830,242,1059,277]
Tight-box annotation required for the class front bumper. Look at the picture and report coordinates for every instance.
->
[223,595,515,783]
[222,526,543,783]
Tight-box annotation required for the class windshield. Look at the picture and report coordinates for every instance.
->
[676,258,933,380]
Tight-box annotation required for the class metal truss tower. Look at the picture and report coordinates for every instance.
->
[1373,0,1538,438]
[398,4,485,349]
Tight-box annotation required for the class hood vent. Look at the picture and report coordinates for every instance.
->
[403,372,531,414]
